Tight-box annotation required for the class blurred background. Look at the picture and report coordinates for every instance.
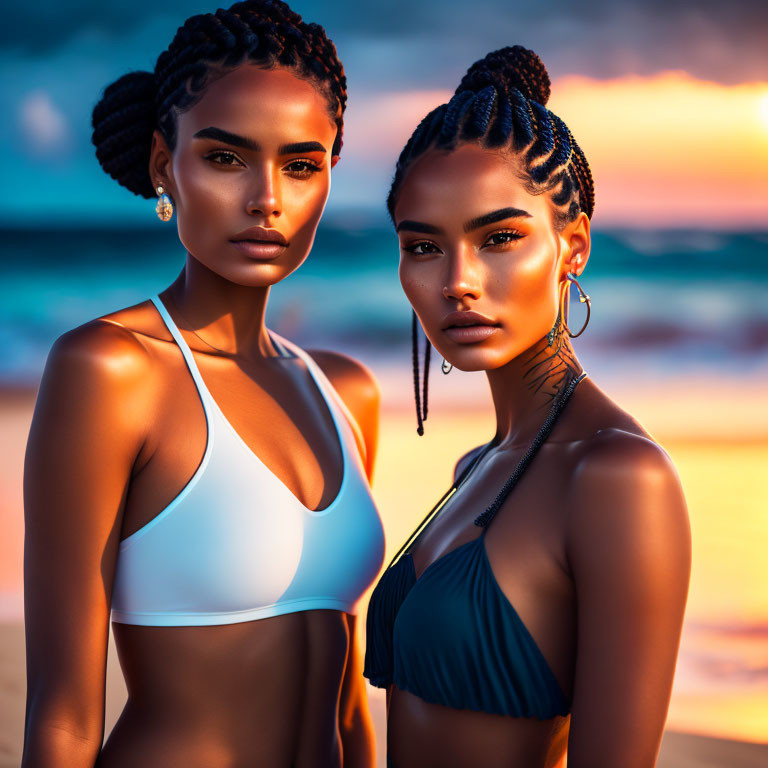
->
[1,1,767,765]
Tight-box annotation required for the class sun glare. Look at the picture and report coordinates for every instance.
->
[760,93,768,131]
[547,72,768,227]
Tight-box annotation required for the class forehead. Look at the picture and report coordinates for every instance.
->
[394,143,549,227]
[176,64,336,145]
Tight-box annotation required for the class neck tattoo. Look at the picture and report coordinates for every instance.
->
[522,332,582,402]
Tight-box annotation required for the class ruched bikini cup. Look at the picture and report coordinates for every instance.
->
[365,529,568,718]
[364,374,588,719]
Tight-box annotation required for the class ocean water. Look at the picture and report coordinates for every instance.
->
[1,223,767,744]
[1,222,767,387]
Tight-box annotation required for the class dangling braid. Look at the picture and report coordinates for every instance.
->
[91,0,347,199]
[411,311,431,436]
[387,45,595,229]
[390,45,595,434]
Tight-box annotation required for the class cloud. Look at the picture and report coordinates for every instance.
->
[1,0,767,84]
[17,90,70,156]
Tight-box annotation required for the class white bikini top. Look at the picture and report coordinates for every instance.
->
[110,295,385,626]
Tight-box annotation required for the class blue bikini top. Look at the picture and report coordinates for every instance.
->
[364,373,587,719]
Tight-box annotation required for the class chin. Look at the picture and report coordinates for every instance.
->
[217,262,295,288]
[441,347,506,373]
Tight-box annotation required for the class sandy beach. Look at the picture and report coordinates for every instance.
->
[1,381,767,766]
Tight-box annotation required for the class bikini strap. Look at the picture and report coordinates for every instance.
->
[150,294,216,410]
[268,333,293,359]
[269,331,364,465]
[474,371,588,528]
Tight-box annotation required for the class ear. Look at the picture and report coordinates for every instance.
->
[148,129,175,198]
[558,211,591,278]
[330,154,340,169]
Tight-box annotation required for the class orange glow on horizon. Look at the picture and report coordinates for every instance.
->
[344,72,768,229]
[548,71,768,228]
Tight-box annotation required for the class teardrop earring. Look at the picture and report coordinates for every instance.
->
[155,185,174,222]
[441,359,453,374]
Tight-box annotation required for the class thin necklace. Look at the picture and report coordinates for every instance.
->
[165,293,281,359]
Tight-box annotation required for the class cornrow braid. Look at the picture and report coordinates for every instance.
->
[387,45,595,229]
[92,0,347,198]
[391,45,596,435]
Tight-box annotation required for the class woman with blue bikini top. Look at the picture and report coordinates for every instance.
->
[22,3,384,767]
[365,46,691,768]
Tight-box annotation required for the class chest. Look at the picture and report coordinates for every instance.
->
[400,445,578,700]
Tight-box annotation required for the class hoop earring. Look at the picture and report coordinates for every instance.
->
[564,272,591,338]
[441,359,453,375]
[411,310,431,436]
[155,185,173,222]
[547,272,591,345]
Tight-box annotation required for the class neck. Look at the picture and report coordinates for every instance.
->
[164,252,278,360]
[486,331,583,445]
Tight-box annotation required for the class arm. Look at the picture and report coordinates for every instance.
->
[565,433,691,768]
[338,614,377,768]
[310,351,380,766]
[22,322,153,768]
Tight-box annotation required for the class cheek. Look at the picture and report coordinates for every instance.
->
[486,240,557,316]
[287,174,331,233]
[172,153,237,215]
[398,258,432,314]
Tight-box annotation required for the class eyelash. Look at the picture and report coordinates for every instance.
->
[284,159,322,178]
[483,229,524,247]
[403,241,439,255]
[403,229,524,255]
[204,150,244,167]
[203,151,322,179]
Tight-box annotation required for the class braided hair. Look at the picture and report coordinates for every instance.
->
[91,0,347,199]
[388,45,595,229]
[399,46,595,435]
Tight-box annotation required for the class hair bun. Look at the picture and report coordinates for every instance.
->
[91,70,157,198]
[456,45,551,106]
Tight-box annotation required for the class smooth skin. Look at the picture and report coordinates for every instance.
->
[23,65,379,768]
[386,143,691,768]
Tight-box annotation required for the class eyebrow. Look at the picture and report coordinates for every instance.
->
[395,220,442,234]
[463,207,531,232]
[193,127,258,150]
[192,127,326,155]
[396,207,532,236]
[278,141,327,155]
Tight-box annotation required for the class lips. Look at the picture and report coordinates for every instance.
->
[230,226,289,261]
[441,310,500,344]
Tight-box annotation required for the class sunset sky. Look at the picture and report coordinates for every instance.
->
[1,0,766,228]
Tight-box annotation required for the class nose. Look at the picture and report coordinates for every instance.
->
[443,243,481,302]
[246,164,282,219]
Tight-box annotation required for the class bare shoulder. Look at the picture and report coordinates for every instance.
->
[307,349,380,435]
[565,427,690,572]
[34,308,160,441]
[307,350,379,406]
[45,295,175,383]
[307,350,380,476]
[571,427,680,496]
[47,315,153,388]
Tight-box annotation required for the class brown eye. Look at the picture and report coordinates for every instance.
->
[284,159,321,178]
[484,231,523,247]
[404,241,440,256]
[205,150,244,167]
